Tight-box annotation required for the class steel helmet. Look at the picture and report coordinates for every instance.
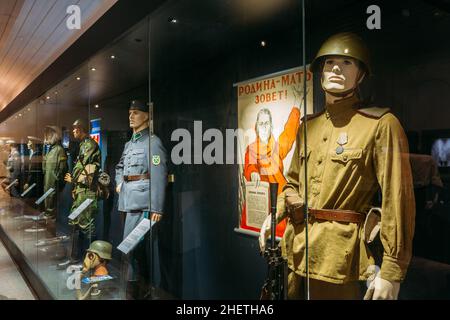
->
[86,240,112,260]
[310,32,371,76]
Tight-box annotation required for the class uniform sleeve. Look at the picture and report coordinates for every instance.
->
[150,136,167,214]
[243,145,258,181]
[56,147,68,182]
[373,113,415,282]
[276,124,302,223]
[115,142,128,186]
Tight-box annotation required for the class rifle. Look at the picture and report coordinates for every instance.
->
[260,183,288,300]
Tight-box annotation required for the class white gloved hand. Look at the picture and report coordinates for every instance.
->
[364,275,400,300]
[259,215,272,252]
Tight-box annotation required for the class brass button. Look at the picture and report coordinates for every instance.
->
[343,156,348,161]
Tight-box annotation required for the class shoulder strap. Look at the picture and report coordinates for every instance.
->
[357,107,391,119]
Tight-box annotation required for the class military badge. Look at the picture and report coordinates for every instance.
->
[336,132,348,155]
[152,155,161,166]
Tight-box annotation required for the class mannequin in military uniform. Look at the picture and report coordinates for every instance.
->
[115,100,167,299]
[42,126,68,236]
[23,136,44,199]
[58,119,101,268]
[5,141,21,197]
[260,33,415,300]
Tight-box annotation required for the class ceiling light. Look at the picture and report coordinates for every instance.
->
[95,104,99,109]
[260,40,267,47]
[91,67,96,71]
[76,77,81,81]
[19,114,22,117]
[169,17,178,24]
[111,55,116,59]
[46,96,50,100]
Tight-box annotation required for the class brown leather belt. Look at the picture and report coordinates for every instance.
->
[123,174,150,182]
[309,208,364,224]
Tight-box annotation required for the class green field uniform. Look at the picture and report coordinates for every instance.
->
[69,137,100,234]
[42,143,68,218]
[276,95,415,297]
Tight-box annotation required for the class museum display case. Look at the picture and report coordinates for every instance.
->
[0,0,450,300]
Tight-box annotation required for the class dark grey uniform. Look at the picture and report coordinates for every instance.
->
[115,128,167,283]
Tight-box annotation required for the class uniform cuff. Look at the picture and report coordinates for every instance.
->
[380,255,410,282]
[276,192,287,223]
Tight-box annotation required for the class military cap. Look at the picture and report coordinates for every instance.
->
[129,99,149,113]
[72,119,88,132]
[27,136,43,143]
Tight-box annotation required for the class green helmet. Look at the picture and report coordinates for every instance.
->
[87,240,112,260]
[310,32,371,76]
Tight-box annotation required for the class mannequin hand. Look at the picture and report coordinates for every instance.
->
[250,172,261,187]
[364,275,400,300]
[116,182,122,194]
[64,173,72,183]
[259,215,272,253]
[150,213,162,222]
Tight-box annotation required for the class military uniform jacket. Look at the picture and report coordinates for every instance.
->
[72,137,101,193]
[115,128,167,213]
[43,143,68,193]
[277,95,415,284]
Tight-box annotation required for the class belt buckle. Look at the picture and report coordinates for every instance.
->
[124,176,129,182]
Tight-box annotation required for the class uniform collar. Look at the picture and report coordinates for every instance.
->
[325,95,361,119]
[132,128,149,142]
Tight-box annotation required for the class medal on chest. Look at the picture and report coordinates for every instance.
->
[336,132,348,155]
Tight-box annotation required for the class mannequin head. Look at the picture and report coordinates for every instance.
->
[321,56,365,100]
[44,126,62,146]
[82,251,107,275]
[27,136,42,151]
[128,100,149,134]
[310,32,371,104]
[82,241,112,276]
[255,108,273,144]
[72,119,88,141]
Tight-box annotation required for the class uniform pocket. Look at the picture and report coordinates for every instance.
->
[130,149,146,166]
[330,148,363,164]
[124,180,150,211]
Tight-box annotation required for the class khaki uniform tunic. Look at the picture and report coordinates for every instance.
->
[277,95,415,284]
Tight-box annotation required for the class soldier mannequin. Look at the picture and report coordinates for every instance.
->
[260,33,415,300]
[58,119,100,268]
[23,136,44,199]
[5,141,21,197]
[42,126,68,236]
[115,100,167,299]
